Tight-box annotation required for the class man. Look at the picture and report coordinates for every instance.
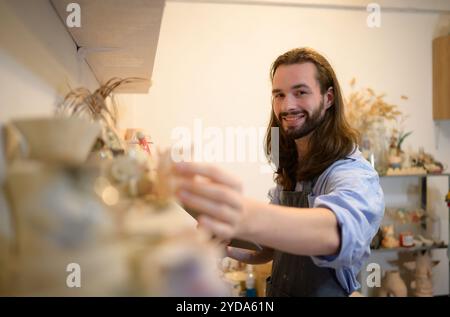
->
[174,47,384,296]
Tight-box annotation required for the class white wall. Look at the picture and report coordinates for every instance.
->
[121,0,450,198]
[0,0,98,121]
[119,0,450,295]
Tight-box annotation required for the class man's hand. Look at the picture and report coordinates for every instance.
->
[174,162,251,241]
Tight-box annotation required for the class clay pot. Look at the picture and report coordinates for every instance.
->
[1,161,131,296]
[388,155,402,169]
[5,117,101,165]
[379,270,407,297]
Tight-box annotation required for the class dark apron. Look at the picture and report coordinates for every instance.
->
[266,180,348,297]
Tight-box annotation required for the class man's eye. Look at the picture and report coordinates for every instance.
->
[274,94,283,99]
[294,91,306,97]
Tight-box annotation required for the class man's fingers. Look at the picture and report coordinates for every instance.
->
[176,178,242,210]
[177,189,238,224]
[174,162,242,191]
[198,215,234,240]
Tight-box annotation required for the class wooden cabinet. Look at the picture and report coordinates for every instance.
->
[433,35,450,120]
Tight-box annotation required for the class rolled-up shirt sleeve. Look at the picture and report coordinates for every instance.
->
[311,168,384,270]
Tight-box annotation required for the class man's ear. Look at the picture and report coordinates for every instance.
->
[324,87,334,110]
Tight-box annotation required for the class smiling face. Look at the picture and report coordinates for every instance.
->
[265,48,358,188]
[271,62,333,140]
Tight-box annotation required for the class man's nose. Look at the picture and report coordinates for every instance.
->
[280,94,297,112]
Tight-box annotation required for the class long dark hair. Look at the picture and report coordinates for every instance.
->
[265,48,359,190]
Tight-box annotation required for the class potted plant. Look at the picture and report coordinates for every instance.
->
[388,129,412,169]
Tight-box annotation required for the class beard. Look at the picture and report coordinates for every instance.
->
[278,100,325,140]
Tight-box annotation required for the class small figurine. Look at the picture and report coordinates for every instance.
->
[378,270,407,297]
[136,131,152,155]
[124,129,153,156]
[381,225,399,249]
[386,166,427,176]
[415,235,434,247]
[403,251,439,297]
[410,147,445,174]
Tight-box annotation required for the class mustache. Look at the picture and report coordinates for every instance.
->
[279,110,306,119]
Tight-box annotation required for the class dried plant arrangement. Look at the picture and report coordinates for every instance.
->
[345,78,405,137]
[345,78,410,173]
[56,77,146,155]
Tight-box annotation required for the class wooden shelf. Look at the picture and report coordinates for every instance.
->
[50,0,165,93]
[379,173,450,178]
[371,245,448,253]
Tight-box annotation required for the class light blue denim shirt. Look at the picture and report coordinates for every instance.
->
[268,149,385,294]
